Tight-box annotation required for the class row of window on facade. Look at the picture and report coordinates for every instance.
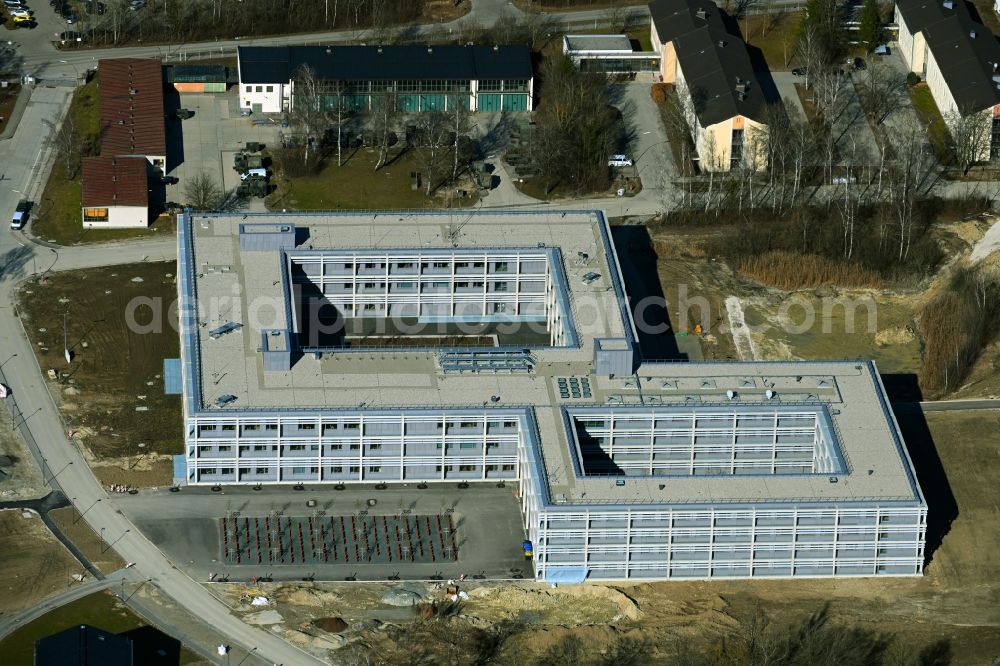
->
[199,463,517,475]
[317,280,539,292]
[244,80,528,94]
[195,419,519,436]
[294,259,531,274]
[197,441,510,451]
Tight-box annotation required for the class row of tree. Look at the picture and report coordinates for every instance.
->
[75,0,426,46]
[287,64,477,196]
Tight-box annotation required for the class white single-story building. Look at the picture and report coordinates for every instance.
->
[237,44,534,115]
[81,156,150,229]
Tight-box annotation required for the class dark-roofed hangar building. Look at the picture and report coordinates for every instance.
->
[237,44,534,114]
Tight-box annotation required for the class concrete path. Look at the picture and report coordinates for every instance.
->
[0,228,319,664]
[0,572,124,640]
[771,71,808,122]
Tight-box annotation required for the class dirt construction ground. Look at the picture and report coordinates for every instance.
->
[0,509,87,616]
[16,262,181,488]
[204,408,999,664]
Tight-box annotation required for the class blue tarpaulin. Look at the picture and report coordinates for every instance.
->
[542,567,589,584]
[172,455,187,485]
[163,359,182,394]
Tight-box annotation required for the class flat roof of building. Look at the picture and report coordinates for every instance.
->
[98,58,166,159]
[563,34,635,53]
[237,45,533,84]
[178,211,923,509]
[534,361,922,506]
[81,156,148,208]
[182,210,630,411]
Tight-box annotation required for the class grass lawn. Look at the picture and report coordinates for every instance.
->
[15,262,182,477]
[0,591,203,666]
[268,148,480,210]
[30,78,177,246]
[907,82,952,164]
[742,12,803,71]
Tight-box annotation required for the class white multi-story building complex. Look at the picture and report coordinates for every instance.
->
[177,210,927,581]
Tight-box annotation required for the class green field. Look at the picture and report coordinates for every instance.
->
[268,148,479,210]
[0,592,202,666]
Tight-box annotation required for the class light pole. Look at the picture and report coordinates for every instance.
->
[58,59,81,83]
[74,497,101,524]
[104,528,130,553]
[43,458,73,485]
[63,312,71,365]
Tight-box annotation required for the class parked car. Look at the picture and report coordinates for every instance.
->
[160,175,179,185]
[849,57,866,71]
[240,168,267,181]
[10,200,30,230]
[83,0,106,14]
[608,154,633,167]
[13,16,35,26]
[791,67,806,76]
[59,30,83,41]
[9,9,33,18]
[3,0,28,8]
[128,0,145,9]
[64,10,77,22]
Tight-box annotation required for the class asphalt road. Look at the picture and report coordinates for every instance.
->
[0,232,329,664]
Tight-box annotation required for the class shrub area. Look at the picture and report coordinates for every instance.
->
[918,266,1000,396]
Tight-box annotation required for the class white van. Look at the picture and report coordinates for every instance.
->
[608,154,633,167]
[240,168,267,181]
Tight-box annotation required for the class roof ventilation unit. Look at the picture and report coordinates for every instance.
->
[726,389,737,400]
[765,389,775,399]
[696,8,707,19]
[942,0,953,7]
[970,30,977,38]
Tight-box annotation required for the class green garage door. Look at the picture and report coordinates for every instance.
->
[399,94,420,113]
[477,94,502,112]
[420,94,445,111]
[501,94,528,112]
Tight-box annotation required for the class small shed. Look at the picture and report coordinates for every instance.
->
[169,64,227,93]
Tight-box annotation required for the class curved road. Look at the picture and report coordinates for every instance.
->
[0,238,334,665]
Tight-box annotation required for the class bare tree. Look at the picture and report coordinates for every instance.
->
[184,171,223,210]
[603,4,627,32]
[886,116,939,260]
[43,115,80,177]
[289,65,331,167]
[835,136,870,259]
[372,87,400,171]
[945,107,993,175]
[855,59,906,126]
[329,80,350,167]
[412,110,449,195]
[446,94,473,181]
[795,23,827,92]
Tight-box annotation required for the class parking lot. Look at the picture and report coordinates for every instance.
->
[169,89,282,207]
[122,484,533,581]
